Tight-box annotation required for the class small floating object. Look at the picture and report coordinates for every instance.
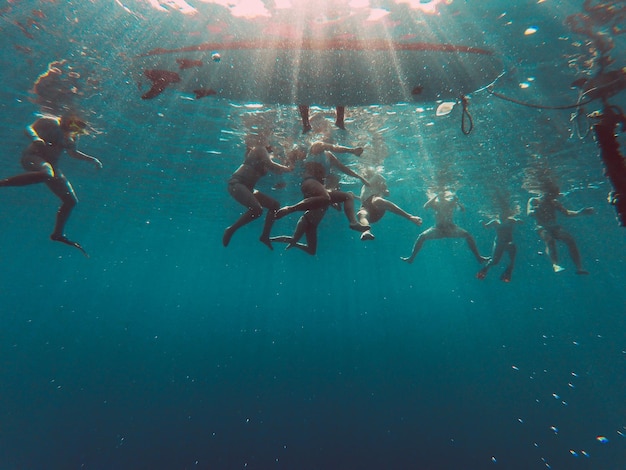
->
[524,26,538,35]
[436,101,455,116]
[597,436,609,443]
[569,450,578,457]
[211,52,221,62]
[550,426,559,434]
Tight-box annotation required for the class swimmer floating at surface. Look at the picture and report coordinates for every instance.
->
[401,190,488,265]
[274,141,370,233]
[526,182,594,274]
[357,173,423,241]
[476,207,524,282]
[0,114,103,256]
[223,145,293,250]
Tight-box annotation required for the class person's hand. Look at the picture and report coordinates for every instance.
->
[410,216,423,226]
[93,158,103,170]
[353,147,364,157]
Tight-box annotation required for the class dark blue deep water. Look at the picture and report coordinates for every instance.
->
[1,1,626,469]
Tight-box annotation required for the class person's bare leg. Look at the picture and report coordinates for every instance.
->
[462,230,489,263]
[560,232,588,274]
[0,171,50,186]
[254,191,280,250]
[335,106,345,129]
[358,209,374,241]
[401,227,439,263]
[299,105,312,133]
[46,176,86,256]
[271,211,321,255]
[330,191,369,232]
[223,184,263,247]
[540,229,563,272]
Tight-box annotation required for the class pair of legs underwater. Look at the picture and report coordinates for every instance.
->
[271,207,327,255]
[538,226,588,275]
[272,178,369,254]
[402,225,488,264]
[476,241,517,282]
[0,154,86,255]
[298,105,345,133]
[275,178,370,233]
[222,181,279,250]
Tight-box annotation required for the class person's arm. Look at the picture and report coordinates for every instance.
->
[482,218,499,229]
[556,200,594,216]
[526,198,537,216]
[328,152,369,185]
[267,157,293,175]
[424,195,437,210]
[66,141,103,169]
[25,123,45,144]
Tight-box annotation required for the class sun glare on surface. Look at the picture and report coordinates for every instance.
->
[142,0,453,18]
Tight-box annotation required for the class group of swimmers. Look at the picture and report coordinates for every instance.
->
[0,114,595,279]
[221,137,595,281]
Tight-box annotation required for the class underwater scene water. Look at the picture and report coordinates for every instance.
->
[1,0,626,469]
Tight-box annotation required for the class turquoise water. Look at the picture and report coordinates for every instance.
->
[1,1,626,469]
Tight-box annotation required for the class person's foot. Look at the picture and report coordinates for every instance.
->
[50,233,88,257]
[269,236,290,244]
[275,206,292,220]
[576,269,589,275]
[349,222,370,233]
[400,256,414,264]
[222,226,234,247]
[259,236,274,251]
[552,263,565,273]
[335,120,345,130]
[360,230,375,241]
[476,268,488,280]
[302,124,312,134]
[500,269,512,282]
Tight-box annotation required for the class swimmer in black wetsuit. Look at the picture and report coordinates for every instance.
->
[0,114,102,256]
[476,210,524,282]
[357,173,423,241]
[223,145,293,250]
